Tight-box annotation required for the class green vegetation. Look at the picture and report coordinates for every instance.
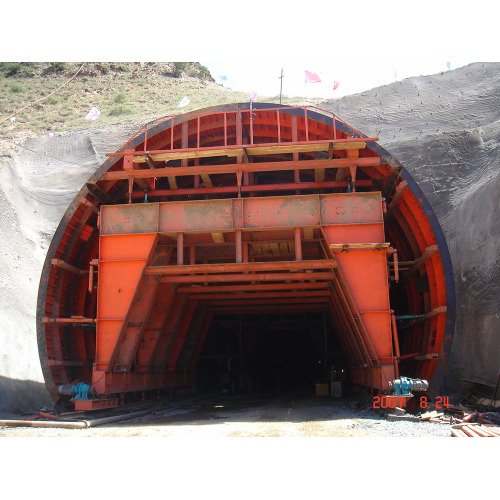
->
[0,62,321,138]
[0,62,35,77]
[108,105,134,116]
[171,62,189,77]
[45,95,60,104]
[10,84,25,93]
[113,93,127,103]
[44,62,68,74]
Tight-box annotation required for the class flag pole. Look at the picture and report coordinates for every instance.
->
[279,68,283,105]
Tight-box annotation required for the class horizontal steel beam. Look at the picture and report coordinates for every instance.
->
[145,259,337,275]
[99,157,382,182]
[100,192,383,235]
[176,282,331,293]
[187,290,332,300]
[204,297,330,306]
[209,305,329,314]
[159,271,335,284]
[131,180,375,199]
[105,138,378,161]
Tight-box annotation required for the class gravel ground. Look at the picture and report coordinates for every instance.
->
[0,393,453,437]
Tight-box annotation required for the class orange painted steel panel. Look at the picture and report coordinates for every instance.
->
[323,224,385,245]
[95,233,157,371]
[136,284,176,372]
[100,204,159,236]
[113,246,173,371]
[167,299,198,372]
[322,220,395,390]
[100,193,384,236]
[151,293,189,371]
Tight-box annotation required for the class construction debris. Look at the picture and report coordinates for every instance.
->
[420,407,500,437]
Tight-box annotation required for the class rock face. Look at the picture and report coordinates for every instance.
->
[319,62,500,392]
[1,63,499,411]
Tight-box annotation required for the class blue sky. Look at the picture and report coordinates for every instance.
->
[202,61,474,100]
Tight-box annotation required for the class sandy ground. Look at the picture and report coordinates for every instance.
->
[0,393,452,437]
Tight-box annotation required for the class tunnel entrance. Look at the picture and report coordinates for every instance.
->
[197,312,346,396]
[38,103,453,410]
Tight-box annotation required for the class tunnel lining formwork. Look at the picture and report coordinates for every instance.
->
[37,103,454,409]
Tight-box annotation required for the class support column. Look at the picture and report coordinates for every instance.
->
[177,233,184,266]
[295,227,302,261]
[235,230,242,263]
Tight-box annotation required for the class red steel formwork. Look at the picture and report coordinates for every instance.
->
[37,103,454,409]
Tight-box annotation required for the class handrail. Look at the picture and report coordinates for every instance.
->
[118,105,364,153]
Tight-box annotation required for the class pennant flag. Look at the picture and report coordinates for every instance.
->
[249,90,258,101]
[446,62,451,70]
[305,70,321,83]
[332,81,340,90]
[84,107,100,120]
[176,96,190,108]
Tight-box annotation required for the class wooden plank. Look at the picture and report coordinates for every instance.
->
[42,317,95,324]
[451,429,467,437]
[407,245,439,275]
[146,259,338,275]
[314,168,325,183]
[51,259,88,276]
[201,174,213,188]
[483,425,500,436]
[145,155,156,169]
[330,243,390,251]
[211,233,224,244]
[461,425,480,437]
[479,426,500,437]
[452,422,478,429]
[103,157,382,181]
[470,426,492,437]
[167,176,178,190]
[279,242,289,255]
[303,227,314,240]
[130,140,369,164]
[270,243,280,256]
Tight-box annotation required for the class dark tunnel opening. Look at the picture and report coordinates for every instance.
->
[196,312,349,397]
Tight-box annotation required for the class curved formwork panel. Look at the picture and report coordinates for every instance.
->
[37,103,454,408]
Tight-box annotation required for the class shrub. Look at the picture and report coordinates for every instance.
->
[46,96,60,104]
[0,62,35,77]
[114,93,126,103]
[45,62,68,74]
[171,62,189,78]
[108,105,134,116]
[96,63,109,75]
[10,84,25,92]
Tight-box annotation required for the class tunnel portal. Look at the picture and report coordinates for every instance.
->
[37,103,454,410]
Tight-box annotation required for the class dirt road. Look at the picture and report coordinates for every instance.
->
[0,393,451,437]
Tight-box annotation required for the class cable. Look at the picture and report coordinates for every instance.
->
[0,63,85,125]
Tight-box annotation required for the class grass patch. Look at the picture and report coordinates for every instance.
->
[108,105,134,116]
[0,62,35,77]
[113,93,126,103]
[10,84,25,92]
[45,95,60,104]
[44,62,68,74]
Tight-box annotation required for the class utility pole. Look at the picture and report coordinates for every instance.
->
[279,68,284,104]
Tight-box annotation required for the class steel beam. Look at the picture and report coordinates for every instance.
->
[100,157,382,182]
[145,259,337,275]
